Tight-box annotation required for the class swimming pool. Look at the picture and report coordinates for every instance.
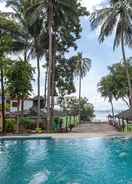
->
[0,137,132,184]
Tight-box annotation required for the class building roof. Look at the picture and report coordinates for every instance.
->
[116,108,132,120]
[33,96,44,101]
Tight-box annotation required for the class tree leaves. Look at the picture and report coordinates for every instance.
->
[90,0,132,49]
[6,59,34,98]
[99,60,132,107]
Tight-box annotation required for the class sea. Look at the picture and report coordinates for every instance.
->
[94,110,121,122]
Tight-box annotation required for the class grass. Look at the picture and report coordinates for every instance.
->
[122,124,132,132]
[127,124,132,132]
[53,115,79,130]
[62,116,79,127]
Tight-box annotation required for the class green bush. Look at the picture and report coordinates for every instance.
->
[36,128,43,133]
[0,104,10,111]
[54,117,63,129]
[127,125,132,132]
[69,124,75,132]
[5,118,16,132]
[54,117,60,124]
[19,117,33,129]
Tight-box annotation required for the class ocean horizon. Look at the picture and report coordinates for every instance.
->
[94,109,124,121]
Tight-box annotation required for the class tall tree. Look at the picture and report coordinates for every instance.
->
[90,0,132,106]
[106,60,132,107]
[0,10,29,133]
[42,62,48,107]
[6,59,34,132]
[79,97,95,122]
[73,53,91,124]
[5,0,47,128]
[98,75,116,119]
[16,0,89,131]
[47,0,53,132]
[0,35,11,133]
[5,0,31,60]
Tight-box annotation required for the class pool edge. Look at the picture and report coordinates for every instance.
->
[0,132,131,141]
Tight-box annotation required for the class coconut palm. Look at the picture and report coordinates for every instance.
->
[47,0,53,132]
[74,53,91,124]
[25,0,89,131]
[5,0,48,127]
[90,0,132,106]
[47,0,81,131]
[0,12,25,133]
[5,0,33,117]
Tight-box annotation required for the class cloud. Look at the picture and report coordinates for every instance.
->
[0,0,103,12]
[0,0,127,113]
[0,2,12,12]
[81,0,104,11]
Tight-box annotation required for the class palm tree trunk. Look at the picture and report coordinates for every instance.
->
[110,100,114,120]
[44,68,47,107]
[50,32,56,127]
[121,31,132,107]
[24,38,28,62]
[16,98,20,133]
[47,0,53,132]
[78,73,81,124]
[122,97,130,108]
[0,66,5,133]
[24,48,27,62]
[35,37,41,128]
[37,54,40,128]
[66,116,68,132]
[21,98,24,116]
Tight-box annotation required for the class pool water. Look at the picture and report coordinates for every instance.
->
[0,138,132,184]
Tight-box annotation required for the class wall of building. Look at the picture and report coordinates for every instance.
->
[10,99,33,112]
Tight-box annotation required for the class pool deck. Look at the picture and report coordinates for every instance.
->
[0,123,129,140]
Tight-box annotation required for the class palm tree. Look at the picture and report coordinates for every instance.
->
[108,91,115,120]
[6,0,32,117]
[47,0,89,130]
[42,62,48,107]
[47,0,75,131]
[90,0,132,106]
[0,56,5,133]
[25,0,89,131]
[6,0,47,127]
[74,53,91,124]
[0,12,23,133]
[46,0,53,132]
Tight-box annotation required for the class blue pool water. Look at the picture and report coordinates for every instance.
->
[0,138,132,184]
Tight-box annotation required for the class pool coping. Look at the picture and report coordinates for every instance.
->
[0,135,52,140]
[0,132,131,140]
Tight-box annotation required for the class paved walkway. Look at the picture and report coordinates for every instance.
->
[0,123,123,139]
[72,123,118,134]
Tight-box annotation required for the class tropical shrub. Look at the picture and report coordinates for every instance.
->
[5,118,16,132]
[35,128,43,134]
[69,124,75,132]
[19,117,33,129]
[54,117,63,129]
[0,104,10,111]
[54,117,60,124]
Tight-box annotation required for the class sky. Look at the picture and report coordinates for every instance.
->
[82,0,104,10]
[74,0,131,111]
[0,0,131,111]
